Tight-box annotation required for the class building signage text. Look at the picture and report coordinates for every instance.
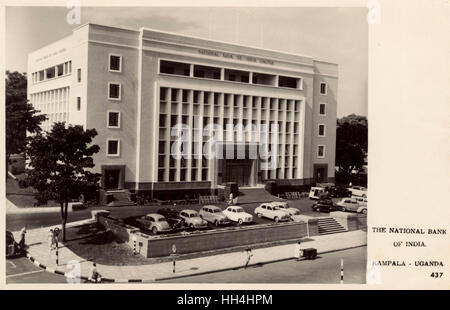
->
[36,48,67,62]
[198,49,274,65]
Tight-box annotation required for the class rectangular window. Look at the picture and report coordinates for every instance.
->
[317,145,325,158]
[108,82,121,100]
[46,67,55,79]
[319,103,326,115]
[107,139,120,156]
[320,83,327,95]
[318,124,326,137]
[76,97,81,111]
[77,68,81,83]
[108,111,120,128]
[109,54,122,72]
[57,64,64,76]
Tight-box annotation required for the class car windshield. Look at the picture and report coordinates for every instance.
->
[190,213,197,217]
[158,218,166,222]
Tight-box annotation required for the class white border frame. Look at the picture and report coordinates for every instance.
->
[317,144,326,158]
[106,138,121,157]
[108,53,123,72]
[107,110,121,128]
[318,124,326,137]
[319,82,327,95]
[107,82,122,101]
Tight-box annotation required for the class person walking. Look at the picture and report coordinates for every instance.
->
[88,262,102,283]
[245,248,253,268]
[19,226,27,249]
[47,229,54,251]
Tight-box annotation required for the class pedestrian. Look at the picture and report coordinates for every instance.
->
[228,192,234,205]
[89,262,102,283]
[245,248,253,268]
[19,225,27,249]
[48,229,54,251]
[294,241,302,261]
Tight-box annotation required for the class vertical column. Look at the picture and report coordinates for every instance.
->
[279,99,287,179]
[175,89,182,182]
[186,90,193,182]
[220,68,225,81]
[164,87,171,182]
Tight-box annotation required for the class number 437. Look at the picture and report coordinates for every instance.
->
[430,272,443,278]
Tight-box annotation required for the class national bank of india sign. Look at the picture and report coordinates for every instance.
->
[198,49,275,65]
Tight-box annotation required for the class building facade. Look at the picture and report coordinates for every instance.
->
[28,23,338,197]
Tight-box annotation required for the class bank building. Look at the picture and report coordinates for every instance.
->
[27,23,338,198]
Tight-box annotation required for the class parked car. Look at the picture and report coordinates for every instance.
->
[270,201,301,216]
[337,198,367,214]
[199,205,230,226]
[308,186,325,199]
[136,213,172,234]
[6,230,22,258]
[157,208,185,229]
[354,196,368,207]
[179,209,208,229]
[222,206,253,225]
[311,198,341,213]
[328,186,351,198]
[348,186,367,197]
[254,202,291,222]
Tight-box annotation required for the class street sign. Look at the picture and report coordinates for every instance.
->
[172,244,177,254]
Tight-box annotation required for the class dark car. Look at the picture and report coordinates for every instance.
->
[6,230,22,258]
[157,208,185,229]
[311,199,341,213]
[328,186,351,198]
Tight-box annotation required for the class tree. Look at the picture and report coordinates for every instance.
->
[336,114,368,183]
[20,122,100,241]
[5,71,46,179]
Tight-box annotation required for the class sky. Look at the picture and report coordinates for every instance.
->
[5,6,368,117]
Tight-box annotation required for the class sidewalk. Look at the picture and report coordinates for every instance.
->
[19,219,367,282]
[6,198,76,214]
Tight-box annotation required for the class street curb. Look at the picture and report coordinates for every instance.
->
[24,252,156,283]
[153,243,368,281]
[24,242,367,283]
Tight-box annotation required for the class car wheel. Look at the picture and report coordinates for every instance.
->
[152,227,158,235]
[257,213,262,218]
[189,224,194,229]
[214,220,219,227]
[362,209,368,215]
[342,207,346,212]
[274,216,279,223]
[362,194,367,198]
[238,218,243,225]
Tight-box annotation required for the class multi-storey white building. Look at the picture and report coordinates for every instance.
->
[28,23,338,198]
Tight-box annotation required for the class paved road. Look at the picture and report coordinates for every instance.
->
[161,246,367,284]
[6,247,366,284]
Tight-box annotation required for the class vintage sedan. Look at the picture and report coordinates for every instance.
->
[157,208,185,230]
[337,198,367,214]
[348,186,367,197]
[199,205,230,226]
[271,201,301,216]
[254,202,291,222]
[179,209,208,229]
[222,206,253,225]
[136,213,172,234]
[311,198,341,213]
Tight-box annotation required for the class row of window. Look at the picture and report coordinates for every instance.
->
[159,59,303,90]
[31,61,72,84]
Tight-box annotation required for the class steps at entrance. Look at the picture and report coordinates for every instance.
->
[106,190,136,207]
[317,217,347,235]
[237,188,284,204]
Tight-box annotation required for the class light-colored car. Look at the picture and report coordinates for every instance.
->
[270,201,301,216]
[254,202,291,222]
[199,205,230,226]
[136,213,172,234]
[222,206,253,224]
[348,186,367,197]
[336,198,367,214]
[179,209,208,229]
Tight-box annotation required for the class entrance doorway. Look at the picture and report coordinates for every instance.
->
[223,159,253,187]
[313,164,328,183]
[101,165,125,190]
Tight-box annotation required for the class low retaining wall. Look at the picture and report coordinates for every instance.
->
[94,212,308,258]
[292,215,319,237]
[330,212,367,231]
